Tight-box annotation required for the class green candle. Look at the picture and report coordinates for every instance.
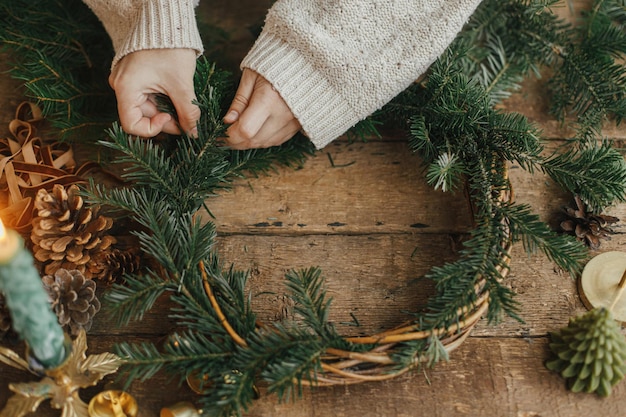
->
[0,218,66,369]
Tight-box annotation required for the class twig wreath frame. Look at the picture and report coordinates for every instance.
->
[84,56,599,417]
[3,1,626,416]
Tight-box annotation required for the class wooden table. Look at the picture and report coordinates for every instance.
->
[2,1,626,416]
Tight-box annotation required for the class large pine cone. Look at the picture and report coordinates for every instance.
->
[31,184,117,278]
[42,268,101,335]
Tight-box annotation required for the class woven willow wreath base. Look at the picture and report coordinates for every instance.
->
[199,180,513,387]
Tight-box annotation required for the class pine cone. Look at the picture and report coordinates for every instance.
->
[546,308,626,396]
[31,184,117,278]
[42,268,101,335]
[0,292,12,340]
[559,195,619,249]
[88,248,143,286]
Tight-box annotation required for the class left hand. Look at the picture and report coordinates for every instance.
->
[109,48,200,138]
[222,69,301,149]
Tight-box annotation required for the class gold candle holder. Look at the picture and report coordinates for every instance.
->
[0,329,122,417]
[88,390,138,417]
[160,401,201,417]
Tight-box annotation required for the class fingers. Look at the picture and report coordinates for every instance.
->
[227,118,301,150]
[224,69,256,124]
[223,69,301,150]
[116,90,173,137]
[109,49,199,138]
[170,87,201,137]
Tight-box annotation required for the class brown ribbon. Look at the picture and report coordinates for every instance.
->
[0,102,99,232]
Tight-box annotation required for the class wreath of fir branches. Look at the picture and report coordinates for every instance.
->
[2,1,626,416]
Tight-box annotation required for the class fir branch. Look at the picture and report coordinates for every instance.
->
[224,134,315,179]
[542,141,626,212]
[99,124,179,194]
[485,280,523,324]
[203,259,258,339]
[424,335,450,368]
[114,342,164,383]
[425,152,465,192]
[548,0,626,129]
[285,268,337,340]
[390,339,429,372]
[500,202,588,275]
[103,271,177,326]
[390,336,450,371]
[420,251,484,328]
[200,369,257,417]
[472,36,527,105]
[262,335,325,402]
[599,0,626,26]
[239,325,325,402]
[409,115,438,163]
[169,292,228,339]
[484,110,544,172]
[115,332,231,385]
[0,0,115,138]
[130,203,190,275]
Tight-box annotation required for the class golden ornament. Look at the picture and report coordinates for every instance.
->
[160,402,201,417]
[88,390,138,417]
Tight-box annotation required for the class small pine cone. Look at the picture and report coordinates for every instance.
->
[0,292,12,339]
[546,308,626,396]
[559,195,619,249]
[89,248,143,286]
[31,184,117,278]
[42,268,101,336]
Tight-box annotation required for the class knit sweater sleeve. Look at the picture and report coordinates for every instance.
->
[82,0,203,68]
[242,0,484,149]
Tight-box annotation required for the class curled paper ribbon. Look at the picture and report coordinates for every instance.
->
[0,102,99,232]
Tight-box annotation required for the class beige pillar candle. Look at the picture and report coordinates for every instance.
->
[578,251,626,322]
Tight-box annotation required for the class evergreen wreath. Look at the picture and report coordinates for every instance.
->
[2,1,626,416]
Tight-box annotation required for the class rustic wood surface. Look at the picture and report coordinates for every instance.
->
[2,1,626,416]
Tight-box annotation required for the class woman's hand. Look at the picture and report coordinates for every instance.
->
[223,69,301,149]
[109,48,200,137]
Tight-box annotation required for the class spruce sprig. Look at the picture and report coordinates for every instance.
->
[0,0,115,138]
[3,1,626,416]
[542,141,626,212]
[103,271,178,326]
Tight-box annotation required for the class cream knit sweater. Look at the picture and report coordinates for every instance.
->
[83,0,483,149]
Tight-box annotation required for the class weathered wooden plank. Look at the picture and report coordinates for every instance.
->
[206,143,626,238]
[204,141,475,236]
[4,3,626,417]
[89,205,626,339]
[89,233,455,337]
[244,337,626,417]
[3,337,624,417]
[90,230,621,341]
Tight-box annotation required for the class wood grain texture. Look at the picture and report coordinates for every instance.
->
[3,1,626,416]
[203,140,474,236]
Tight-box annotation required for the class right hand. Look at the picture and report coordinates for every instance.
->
[222,69,301,149]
